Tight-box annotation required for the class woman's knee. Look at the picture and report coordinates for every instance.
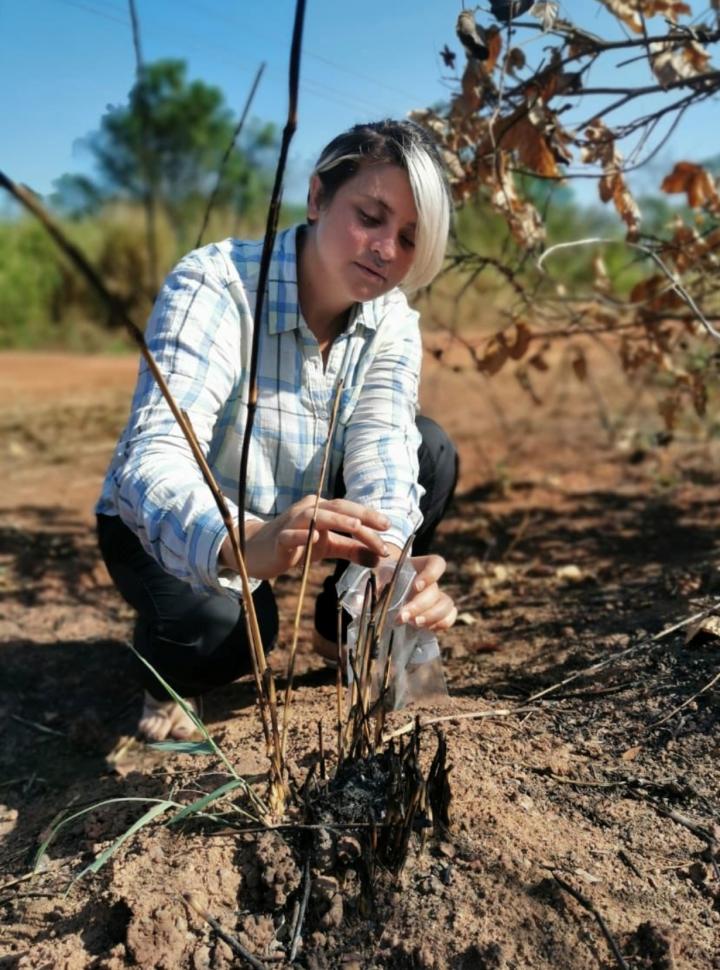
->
[416,416,459,509]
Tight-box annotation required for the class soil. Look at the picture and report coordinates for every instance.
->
[1,346,720,970]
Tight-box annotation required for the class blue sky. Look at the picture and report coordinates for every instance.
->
[2,0,719,210]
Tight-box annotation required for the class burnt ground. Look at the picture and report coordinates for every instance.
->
[1,348,719,969]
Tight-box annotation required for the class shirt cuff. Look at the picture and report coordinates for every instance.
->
[191,507,263,596]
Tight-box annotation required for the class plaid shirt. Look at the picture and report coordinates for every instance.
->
[97,225,423,595]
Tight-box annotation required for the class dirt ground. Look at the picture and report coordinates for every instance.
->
[1,346,720,969]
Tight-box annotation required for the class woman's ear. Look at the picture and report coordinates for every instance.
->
[307,174,323,222]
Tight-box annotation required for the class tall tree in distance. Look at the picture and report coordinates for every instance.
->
[53,59,277,247]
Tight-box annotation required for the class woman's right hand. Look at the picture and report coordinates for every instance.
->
[219,496,391,580]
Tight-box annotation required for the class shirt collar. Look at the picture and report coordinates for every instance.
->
[266,224,380,336]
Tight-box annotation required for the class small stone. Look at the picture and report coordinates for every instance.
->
[429,874,445,894]
[310,932,327,948]
[517,794,534,812]
[339,955,363,970]
[687,861,708,885]
[438,841,456,859]
[312,875,339,903]
[313,827,336,871]
[320,893,344,929]
[337,835,361,862]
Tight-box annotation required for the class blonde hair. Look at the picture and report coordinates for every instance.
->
[313,120,451,292]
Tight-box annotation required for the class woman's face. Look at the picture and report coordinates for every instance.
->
[307,162,418,305]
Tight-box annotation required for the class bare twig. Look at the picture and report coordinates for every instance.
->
[195,62,266,249]
[127,0,159,295]
[182,893,268,970]
[288,857,311,962]
[382,705,538,743]
[650,669,720,729]
[10,714,66,737]
[525,601,720,706]
[0,871,37,894]
[237,0,306,554]
[281,378,344,760]
[552,873,630,970]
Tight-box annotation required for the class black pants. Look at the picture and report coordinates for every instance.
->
[97,416,458,700]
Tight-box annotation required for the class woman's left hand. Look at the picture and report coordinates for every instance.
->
[395,554,457,632]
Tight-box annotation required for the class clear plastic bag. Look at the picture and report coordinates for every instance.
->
[337,561,448,711]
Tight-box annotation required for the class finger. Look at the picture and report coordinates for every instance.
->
[409,554,447,593]
[297,510,389,557]
[277,528,320,550]
[322,534,383,569]
[410,594,455,629]
[317,499,391,532]
[296,508,364,536]
[427,604,458,631]
[397,582,441,623]
[350,523,390,557]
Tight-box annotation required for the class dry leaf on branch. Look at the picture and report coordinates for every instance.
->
[494,105,573,178]
[630,274,684,314]
[661,161,720,213]
[506,321,533,360]
[599,0,691,34]
[650,39,712,88]
[475,335,509,375]
[582,120,641,237]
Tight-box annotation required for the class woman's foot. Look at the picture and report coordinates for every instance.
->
[138,691,201,742]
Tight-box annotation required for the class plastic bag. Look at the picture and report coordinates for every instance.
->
[336,561,448,711]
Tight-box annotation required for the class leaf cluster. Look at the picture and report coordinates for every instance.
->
[414,1,720,430]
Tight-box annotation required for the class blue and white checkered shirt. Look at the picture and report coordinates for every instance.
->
[97,224,423,595]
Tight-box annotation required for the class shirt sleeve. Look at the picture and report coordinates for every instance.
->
[341,299,424,550]
[111,251,260,596]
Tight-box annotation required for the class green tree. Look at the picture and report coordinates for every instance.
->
[52,59,276,244]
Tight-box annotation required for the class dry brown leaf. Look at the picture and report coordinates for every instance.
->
[456,612,478,626]
[476,336,509,375]
[583,120,641,237]
[506,321,533,360]
[691,373,708,418]
[685,614,720,646]
[506,46,526,76]
[630,274,684,313]
[556,564,584,582]
[496,112,560,178]
[658,394,681,430]
[661,161,720,212]
[599,0,691,33]
[480,149,546,247]
[621,745,642,761]
[485,26,503,73]
[528,350,549,372]
[650,39,711,87]
[571,349,588,382]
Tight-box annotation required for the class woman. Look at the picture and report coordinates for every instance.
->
[96,119,459,741]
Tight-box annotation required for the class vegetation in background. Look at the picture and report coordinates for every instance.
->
[0,58,306,350]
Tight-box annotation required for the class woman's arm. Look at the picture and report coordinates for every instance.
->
[112,250,254,593]
[342,295,456,631]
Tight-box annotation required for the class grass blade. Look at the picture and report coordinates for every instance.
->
[74,800,175,881]
[34,797,177,872]
[130,645,268,819]
[165,778,252,826]
[148,740,216,755]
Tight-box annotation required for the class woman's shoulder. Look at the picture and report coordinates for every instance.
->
[175,226,299,293]
[365,287,420,332]
[174,236,262,287]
